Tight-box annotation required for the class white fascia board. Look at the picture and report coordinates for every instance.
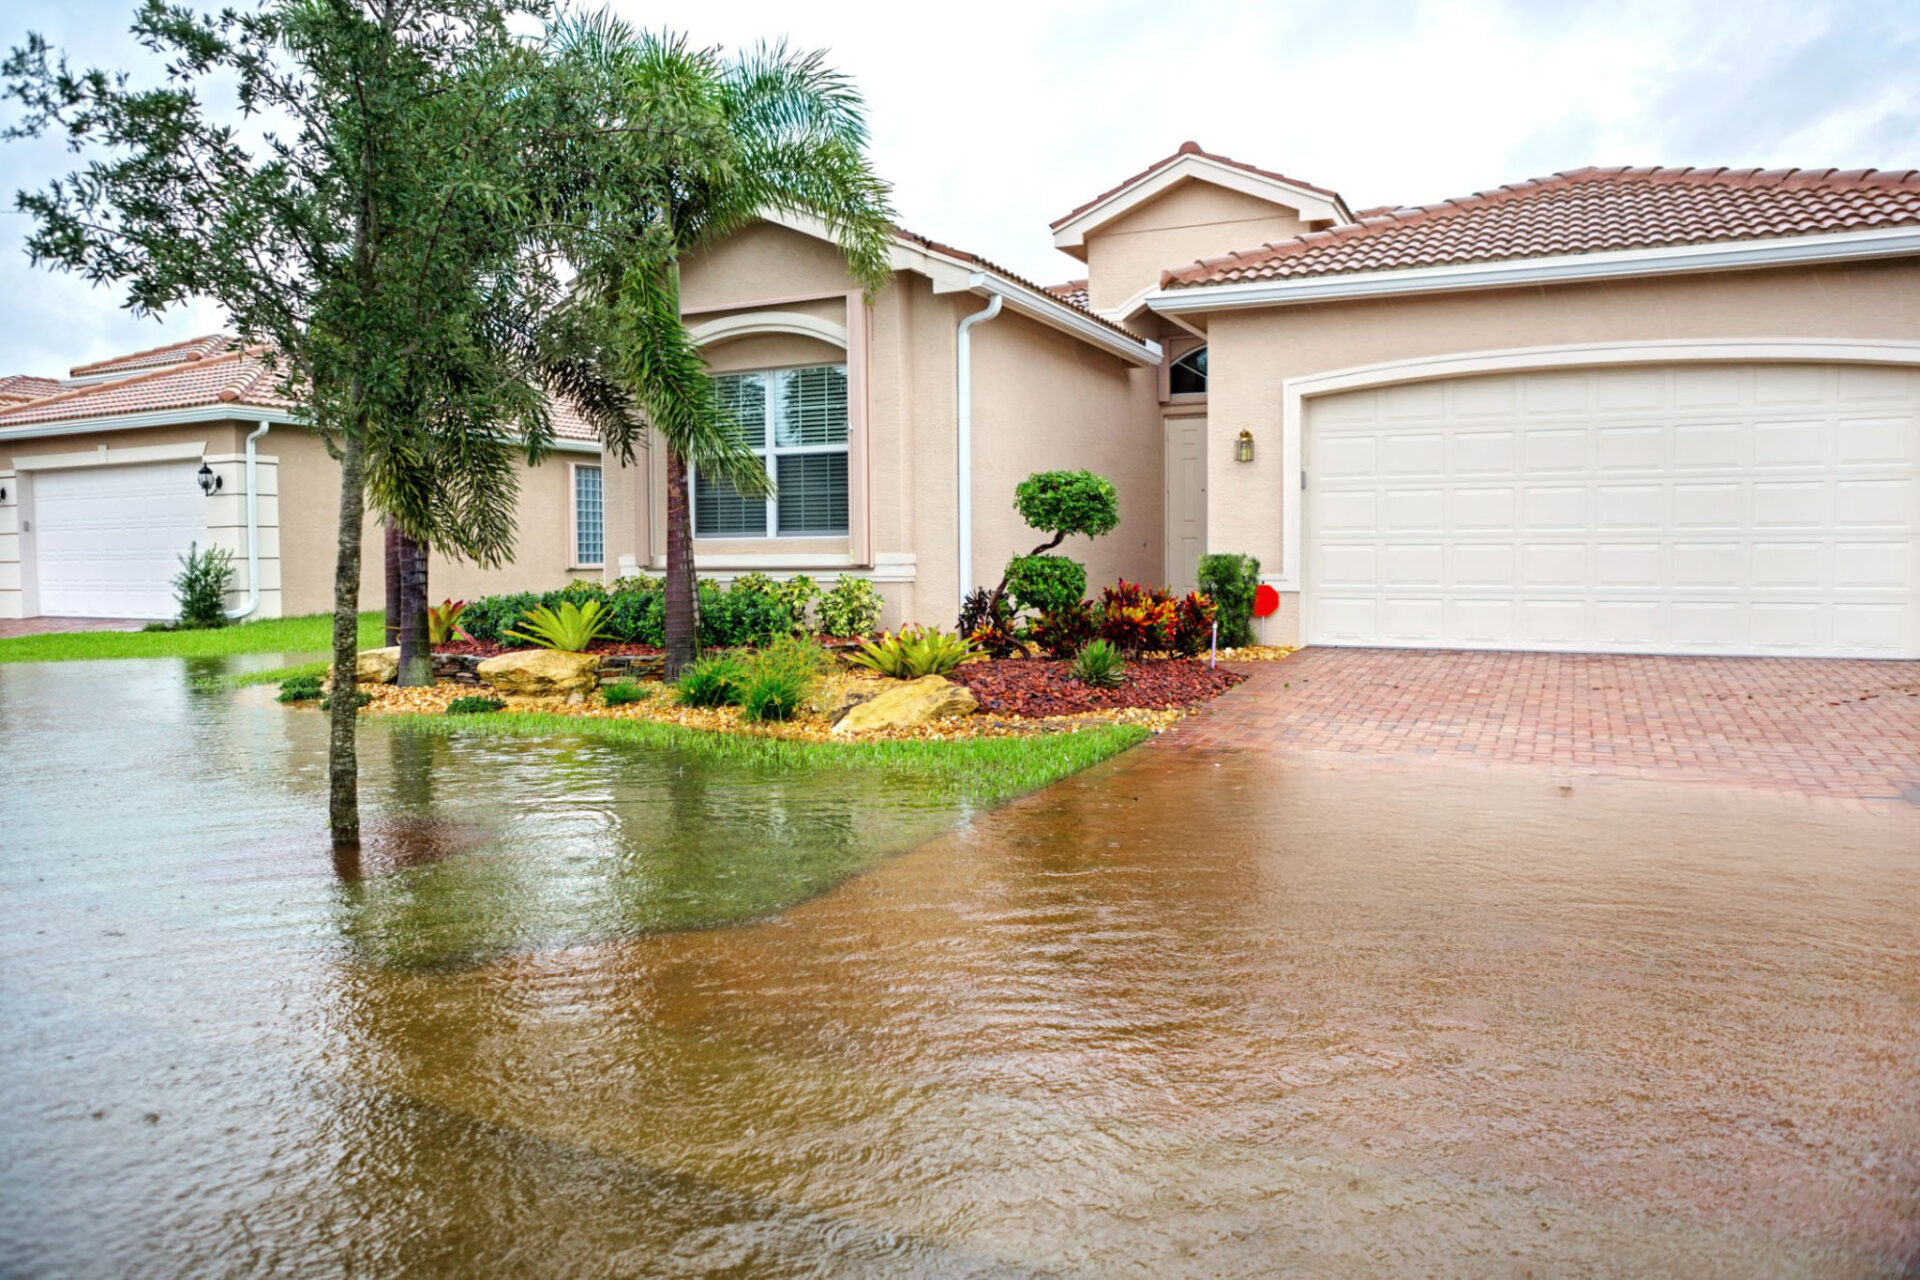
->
[949,269,1161,367]
[549,439,602,454]
[0,404,305,441]
[1053,154,1352,252]
[1147,226,1920,314]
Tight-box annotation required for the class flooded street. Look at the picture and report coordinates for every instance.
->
[2,659,1916,1275]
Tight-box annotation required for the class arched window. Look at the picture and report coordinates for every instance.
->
[1169,344,1207,396]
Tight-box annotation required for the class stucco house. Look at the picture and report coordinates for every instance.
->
[3,143,1917,658]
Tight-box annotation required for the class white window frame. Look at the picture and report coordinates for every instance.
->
[693,363,850,540]
[570,461,604,568]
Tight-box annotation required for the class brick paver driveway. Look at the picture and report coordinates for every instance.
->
[0,617,148,639]
[1175,648,1920,802]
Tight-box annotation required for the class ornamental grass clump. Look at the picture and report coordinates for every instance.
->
[848,626,981,679]
[600,680,650,707]
[1071,639,1127,689]
[446,695,506,715]
[675,652,751,707]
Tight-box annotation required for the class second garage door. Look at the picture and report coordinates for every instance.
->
[1304,362,1920,658]
[34,461,206,618]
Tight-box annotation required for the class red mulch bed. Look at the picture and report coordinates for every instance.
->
[947,657,1243,717]
[434,639,666,659]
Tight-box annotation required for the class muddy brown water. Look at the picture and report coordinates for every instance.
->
[2,658,1916,1276]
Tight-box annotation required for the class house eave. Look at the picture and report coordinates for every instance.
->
[1145,225,1920,315]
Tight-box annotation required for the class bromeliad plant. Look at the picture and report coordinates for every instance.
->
[427,599,470,646]
[503,600,614,653]
[848,626,981,679]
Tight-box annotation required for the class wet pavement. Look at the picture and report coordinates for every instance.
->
[2,657,1916,1276]
[0,615,149,637]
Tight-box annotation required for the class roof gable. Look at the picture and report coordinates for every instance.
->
[1051,142,1352,258]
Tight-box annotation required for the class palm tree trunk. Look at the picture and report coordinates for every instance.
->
[663,442,697,676]
[395,527,431,687]
[329,431,367,850]
[383,520,402,647]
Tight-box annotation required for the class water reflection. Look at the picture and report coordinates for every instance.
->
[2,658,1916,1276]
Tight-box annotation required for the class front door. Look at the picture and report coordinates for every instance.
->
[1164,415,1207,593]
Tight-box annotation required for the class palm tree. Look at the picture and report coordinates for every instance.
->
[549,18,895,674]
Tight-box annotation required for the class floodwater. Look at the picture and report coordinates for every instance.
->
[2,659,1915,1276]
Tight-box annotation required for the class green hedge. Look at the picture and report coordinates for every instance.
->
[459,574,882,650]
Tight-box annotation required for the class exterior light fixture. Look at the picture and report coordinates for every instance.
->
[1235,429,1255,463]
[197,462,222,495]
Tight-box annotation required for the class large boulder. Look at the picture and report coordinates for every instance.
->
[477,649,601,703]
[355,646,400,685]
[831,675,978,735]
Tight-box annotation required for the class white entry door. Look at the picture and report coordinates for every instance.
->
[1304,362,1920,658]
[33,462,206,618]
[1164,416,1207,593]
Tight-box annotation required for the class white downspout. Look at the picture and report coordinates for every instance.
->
[955,287,1003,608]
[227,421,270,621]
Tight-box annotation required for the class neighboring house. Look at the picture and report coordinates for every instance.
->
[4,142,1917,659]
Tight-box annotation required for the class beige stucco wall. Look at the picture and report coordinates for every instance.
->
[1195,257,1920,643]
[1083,180,1311,314]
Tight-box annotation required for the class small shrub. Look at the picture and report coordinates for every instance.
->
[818,577,883,637]
[1197,554,1261,647]
[699,578,793,649]
[1071,639,1127,689]
[740,668,810,723]
[1004,554,1086,618]
[172,542,234,629]
[426,599,469,646]
[606,579,665,646]
[276,674,324,703]
[776,574,822,632]
[504,600,614,652]
[319,689,373,711]
[1097,580,1176,658]
[559,579,611,606]
[675,652,750,707]
[600,680,650,707]
[958,587,1021,659]
[1169,591,1218,657]
[460,591,540,644]
[848,625,980,679]
[446,695,506,715]
[1030,600,1097,659]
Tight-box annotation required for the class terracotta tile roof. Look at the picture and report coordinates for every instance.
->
[891,227,1147,344]
[0,345,293,427]
[1052,140,1345,230]
[0,374,63,404]
[547,395,600,442]
[1162,165,1920,289]
[1044,279,1090,309]
[68,333,239,378]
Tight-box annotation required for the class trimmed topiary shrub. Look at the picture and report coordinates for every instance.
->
[1013,470,1121,545]
[1197,553,1261,647]
[1004,554,1086,618]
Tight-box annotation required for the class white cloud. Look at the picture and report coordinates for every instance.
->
[2,0,1912,374]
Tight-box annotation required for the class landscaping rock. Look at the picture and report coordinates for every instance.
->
[355,647,400,685]
[476,649,601,701]
[831,675,978,735]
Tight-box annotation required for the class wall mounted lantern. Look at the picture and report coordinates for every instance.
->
[1235,429,1255,463]
[197,462,222,495]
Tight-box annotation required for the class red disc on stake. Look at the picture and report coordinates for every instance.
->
[1253,584,1280,617]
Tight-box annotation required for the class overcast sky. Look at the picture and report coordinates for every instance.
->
[2,0,1914,378]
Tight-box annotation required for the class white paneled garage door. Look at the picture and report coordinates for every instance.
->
[1304,362,1920,658]
[34,461,205,618]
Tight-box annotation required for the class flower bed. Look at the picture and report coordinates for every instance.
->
[946,657,1243,717]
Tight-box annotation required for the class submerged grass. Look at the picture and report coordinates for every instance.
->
[0,612,384,664]
[389,710,1151,808]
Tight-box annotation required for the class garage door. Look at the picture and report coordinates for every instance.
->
[1304,362,1920,658]
[34,461,206,618]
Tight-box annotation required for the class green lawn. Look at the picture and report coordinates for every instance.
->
[391,710,1150,808]
[0,612,384,664]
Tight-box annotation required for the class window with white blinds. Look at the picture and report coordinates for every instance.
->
[695,364,850,538]
[573,464,603,565]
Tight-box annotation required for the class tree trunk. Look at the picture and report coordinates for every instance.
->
[383,520,402,647]
[329,432,368,851]
[663,443,697,676]
[395,526,431,687]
